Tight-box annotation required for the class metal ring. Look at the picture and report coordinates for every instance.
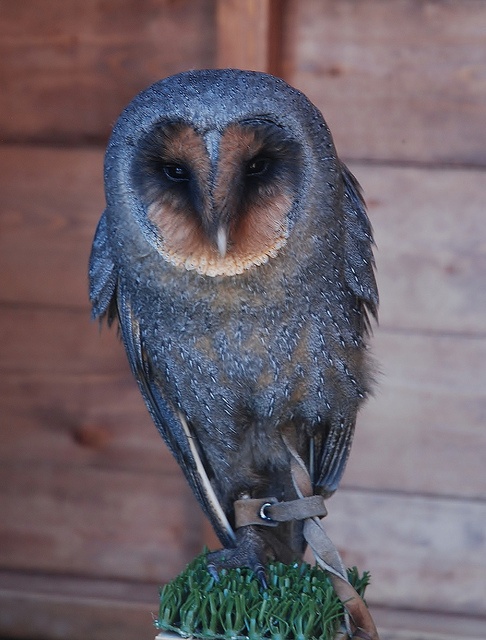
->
[259,502,274,522]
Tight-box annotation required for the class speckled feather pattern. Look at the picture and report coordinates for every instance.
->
[89,69,378,559]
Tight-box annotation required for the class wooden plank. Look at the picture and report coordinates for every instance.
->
[351,163,486,336]
[0,371,178,475]
[0,303,181,472]
[378,631,484,640]
[325,488,486,617]
[342,329,486,500]
[372,605,486,640]
[0,306,128,375]
[0,569,157,603]
[0,573,157,640]
[216,0,281,74]
[0,0,216,144]
[1,146,484,335]
[0,592,155,640]
[0,145,104,308]
[0,465,204,583]
[282,0,486,165]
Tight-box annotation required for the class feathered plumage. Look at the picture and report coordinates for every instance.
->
[89,69,378,572]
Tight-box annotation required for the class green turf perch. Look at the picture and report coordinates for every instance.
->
[155,552,371,640]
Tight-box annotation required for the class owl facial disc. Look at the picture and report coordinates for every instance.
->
[133,119,303,277]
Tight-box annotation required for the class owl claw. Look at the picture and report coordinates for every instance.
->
[207,562,221,582]
[254,564,268,589]
[206,526,270,588]
[206,549,268,589]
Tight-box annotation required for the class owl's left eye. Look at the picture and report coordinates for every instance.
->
[163,164,190,182]
[246,157,270,177]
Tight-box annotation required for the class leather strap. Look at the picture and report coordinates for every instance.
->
[234,495,328,528]
[231,437,380,639]
[282,435,380,640]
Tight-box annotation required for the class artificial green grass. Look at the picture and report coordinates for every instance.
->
[155,551,370,640]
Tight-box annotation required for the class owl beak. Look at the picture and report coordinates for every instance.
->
[216,225,228,258]
[202,216,229,258]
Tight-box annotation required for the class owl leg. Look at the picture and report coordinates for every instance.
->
[206,524,299,588]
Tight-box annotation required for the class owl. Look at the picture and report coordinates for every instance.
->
[89,69,378,580]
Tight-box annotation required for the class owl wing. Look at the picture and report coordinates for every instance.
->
[89,212,236,548]
[340,162,378,326]
[313,164,378,496]
[313,413,357,498]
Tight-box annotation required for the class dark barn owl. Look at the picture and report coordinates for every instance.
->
[89,69,378,578]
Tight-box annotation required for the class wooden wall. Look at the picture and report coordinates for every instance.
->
[0,1,485,639]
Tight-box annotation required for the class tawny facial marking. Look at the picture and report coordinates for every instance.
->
[146,122,295,277]
[214,123,293,267]
[162,124,209,180]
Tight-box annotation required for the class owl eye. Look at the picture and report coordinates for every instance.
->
[163,164,190,182]
[246,157,270,177]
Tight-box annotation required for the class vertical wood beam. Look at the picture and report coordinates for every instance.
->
[216,0,282,75]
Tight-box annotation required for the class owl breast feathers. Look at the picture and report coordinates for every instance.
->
[89,69,378,568]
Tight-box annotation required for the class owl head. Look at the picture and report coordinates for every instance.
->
[103,70,346,275]
[94,69,376,317]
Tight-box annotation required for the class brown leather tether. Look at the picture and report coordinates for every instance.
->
[282,435,380,640]
[234,495,328,529]
[231,438,380,639]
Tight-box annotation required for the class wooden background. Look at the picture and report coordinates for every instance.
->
[1,1,485,638]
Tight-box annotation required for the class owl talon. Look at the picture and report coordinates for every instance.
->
[207,562,221,582]
[206,549,269,589]
[206,526,271,587]
[254,564,268,589]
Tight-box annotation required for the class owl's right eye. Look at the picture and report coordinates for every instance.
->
[163,164,190,182]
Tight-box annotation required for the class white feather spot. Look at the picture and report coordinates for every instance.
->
[217,226,227,257]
